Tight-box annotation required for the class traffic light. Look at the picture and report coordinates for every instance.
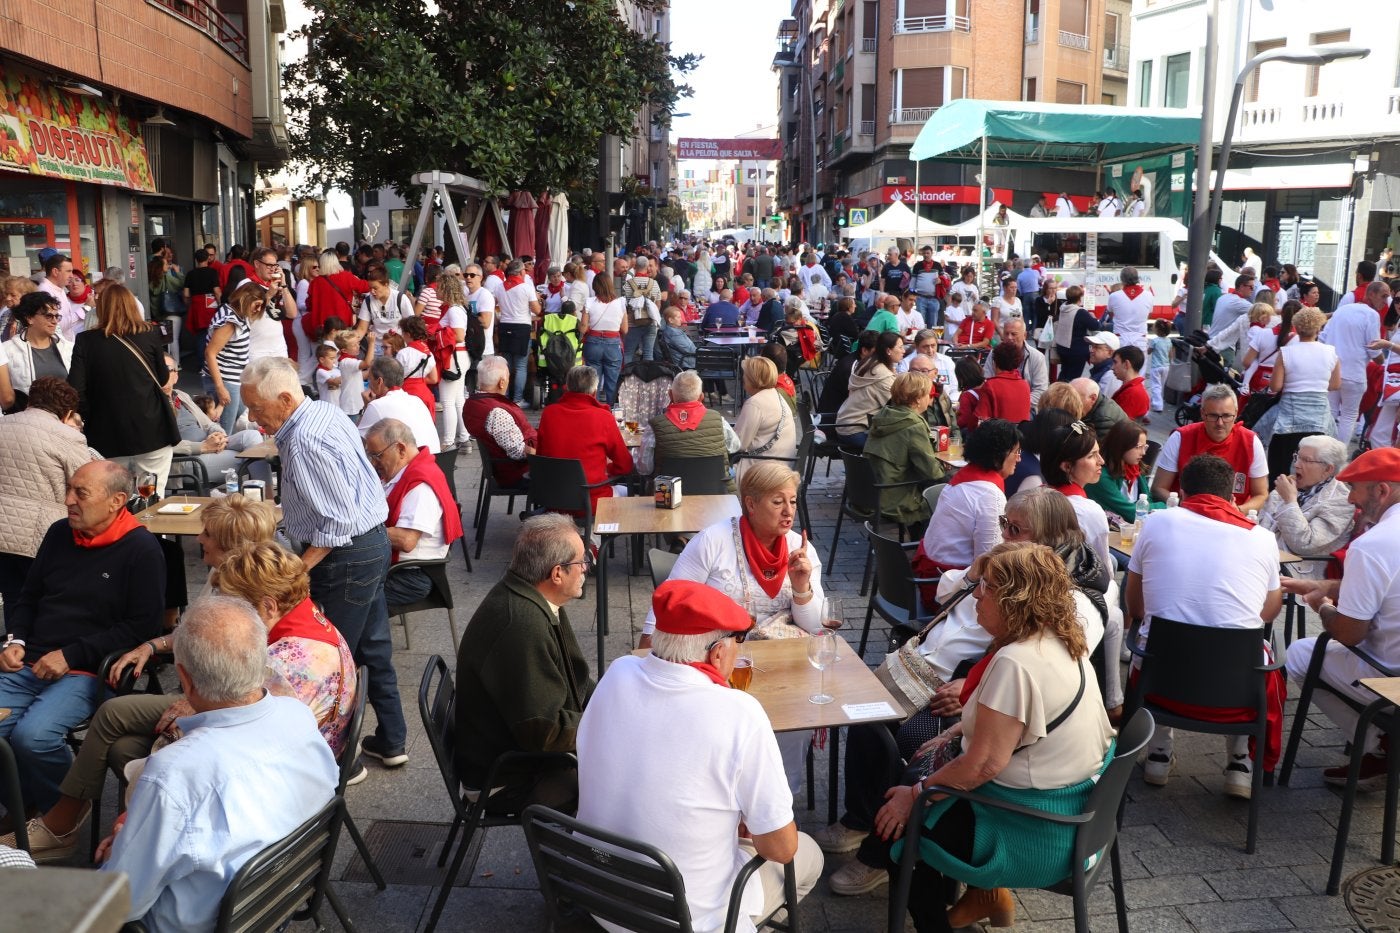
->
[836,214,847,227]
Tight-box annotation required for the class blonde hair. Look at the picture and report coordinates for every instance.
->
[210,542,310,616]
[742,356,778,393]
[201,496,278,552]
[974,541,1088,660]
[1292,307,1326,339]
[738,460,801,506]
[1004,487,1085,551]
[1248,301,1275,326]
[1040,382,1084,419]
[333,329,360,352]
[890,371,932,406]
[435,270,467,308]
[95,283,153,337]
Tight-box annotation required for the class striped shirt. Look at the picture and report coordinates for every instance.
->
[275,398,388,548]
[417,286,442,324]
[204,304,250,383]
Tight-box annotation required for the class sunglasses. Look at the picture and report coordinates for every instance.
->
[37,312,63,321]
[706,625,755,652]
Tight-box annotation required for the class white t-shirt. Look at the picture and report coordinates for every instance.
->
[1129,507,1279,632]
[439,304,468,349]
[498,282,536,326]
[1322,303,1381,383]
[337,358,364,415]
[484,273,507,309]
[1338,502,1400,666]
[1244,325,1281,388]
[314,365,341,409]
[1065,493,1111,568]
[1279,341,1337,394]
[992,296,1022,327]
[895,307,925,334]
[949,281,979,308]
[396,345,436,381]
[245,312,288,361]
[357,389,442,453]
[358,288,414,337]
[578,654,793,933]
[585,297,626,333]
[1157,430,1269,481]
[1108,289,1153,351]
[921,480,1005,569]
[383,468,449,561]
[467,287,496,357]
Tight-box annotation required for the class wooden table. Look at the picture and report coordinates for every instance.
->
[592,494,743,676]
[235,439,278,460]
[621,428,642,449]
[1,866,130,933]
[934,441,965,468]
[1109,526,1301,563]
[134,496,281,536]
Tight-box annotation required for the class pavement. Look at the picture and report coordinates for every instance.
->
[90,400,1390,932]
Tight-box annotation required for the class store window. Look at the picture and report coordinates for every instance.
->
[0,177,99,277]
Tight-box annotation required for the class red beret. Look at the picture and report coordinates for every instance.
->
[651,580,752,636]
[1337,448,1400,484]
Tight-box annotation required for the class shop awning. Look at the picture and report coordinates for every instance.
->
[909,99,1201,166]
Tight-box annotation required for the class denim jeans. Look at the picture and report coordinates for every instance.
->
[583,335,623,404]
[383,565,433,607]
[916,296,941,326]
[623,323,657,363]
[308,526,405,748]
[0,668,105,811]
[202,374,244,434]
[497,323,533,406]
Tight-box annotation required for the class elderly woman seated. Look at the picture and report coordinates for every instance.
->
[1258,433,1353,580]
[863,371,948,531]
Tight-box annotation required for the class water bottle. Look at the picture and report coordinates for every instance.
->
[1166,492,1179,508]
[223,469,238,495]
[1135,494,1150,530]
[1247,509,1259,524]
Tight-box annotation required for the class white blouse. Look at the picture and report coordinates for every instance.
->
[586,297,626,332]
[921,480,1005,569]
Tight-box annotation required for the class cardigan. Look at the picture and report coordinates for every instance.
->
[0,409,96,558]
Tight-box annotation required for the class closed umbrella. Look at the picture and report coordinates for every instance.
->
[506,190,537,260]
[549,191,570,265]
[533,191,552,274]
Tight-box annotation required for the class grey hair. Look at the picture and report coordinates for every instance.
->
[1119,266,1140,286]
[565,364,599,395]
[370,356,405,388]
[505,259,524,277]
[476,355,510,390]
[1298,434,1348,472]
[363,417,416,449]
[1200,383,1237,406]
[672,370,703,402]
[102,266,128,284]
[510,513,582,583]
[242,357,304,401]
[173,595,268,703]
[87,460,134,499]
[914,328,938,345]
[783,296,805,312]
[651,630,727,664]
[318,249,342,276]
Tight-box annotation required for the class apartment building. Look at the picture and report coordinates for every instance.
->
[1130,0,1400,301]
[773,0,1132,243]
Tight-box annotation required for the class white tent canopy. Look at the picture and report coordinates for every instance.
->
[845,200,959,240]
[952,201,1032,237]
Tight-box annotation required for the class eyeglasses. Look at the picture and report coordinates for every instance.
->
[1202,412,1237,423]
[998,514,1028,536]
[37,312,63,321]
[558,551,594,573]
[706,625,755,652]
[1292,454,1326,467]
[364,444,394,463]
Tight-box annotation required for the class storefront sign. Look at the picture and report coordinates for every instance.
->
[879,185,1014,206]
[677,138,783,160]
[0,69,155,193]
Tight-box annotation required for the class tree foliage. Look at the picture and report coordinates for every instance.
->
[283,0,697,205]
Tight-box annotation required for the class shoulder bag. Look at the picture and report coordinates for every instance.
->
[874,582,979,716]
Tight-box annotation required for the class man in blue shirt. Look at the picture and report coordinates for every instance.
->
[701,289,741,329]
[101,596,337,933]
[1015,258,1042,304]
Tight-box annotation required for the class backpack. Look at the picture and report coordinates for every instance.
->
[464,310,486,360]
[542,327,578,384]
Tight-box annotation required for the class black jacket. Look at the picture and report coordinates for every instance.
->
[69,327,178,457]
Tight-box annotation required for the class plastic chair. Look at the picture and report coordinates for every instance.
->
[418,656,575,933]
[887,709,1153,933]
[696,344,742,409]
[1125,618,1281,854]
[522,804,802,933]
[337,666,385,890]
[655,455,731,496]
[860,522,941,659]
[922,482,944,516]
[1279,630,1400,893]
[648,548,678,588]
[385,560,459,650]
[472,441,527,559]
[167,455,211,496]
[830,451,922,596]
[526,455,615,545]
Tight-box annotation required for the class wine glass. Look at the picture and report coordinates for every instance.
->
[807,631,837,705]
[823,597,844,662]
[138,472,158,501]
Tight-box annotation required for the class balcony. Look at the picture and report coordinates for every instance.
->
[1026,25,1039,44]
[895,15,971,34]
[889,106,937,124]
[1235,95,1376,144]
[150,0,248,65]
[832,59,845,83]
[859,120,875,135]
[861,37,876,52]
[1103,44,1128,72]
[1058,31,1090,51]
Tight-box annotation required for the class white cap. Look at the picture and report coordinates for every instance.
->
[1085,331,1121,350]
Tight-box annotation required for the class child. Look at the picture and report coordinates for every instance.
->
[1147,319,1172,414]
[942,290,967,344]
[1110,345,1150,422]
[954,356,986,434]
[334,329,376,419]
[315,343,342,409]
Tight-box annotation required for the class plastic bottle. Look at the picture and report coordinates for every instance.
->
[223,469,238,495]
[1166,492,1179,508]
[1247,509,1259,524]
[1135,494,1150,530]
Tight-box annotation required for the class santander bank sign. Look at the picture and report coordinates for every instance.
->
[882,185,1013,206]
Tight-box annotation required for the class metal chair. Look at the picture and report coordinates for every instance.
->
[435,449,472,574]
[523,804,802,933]
[696,344,742,409]
[648,548,678,588]
[0,738,27,852]
[213,795,357,933]
[655,455,731,496]
[385,560,459,650]
[418,656,575,933]
[472,441,527,559]
[1125,618,1282,854]
[526,455,615,545]
[861,522,942,659]
[886,709,1154,933]
[830,450,923,596]
[167,455,211,495]
[337,666,385,890]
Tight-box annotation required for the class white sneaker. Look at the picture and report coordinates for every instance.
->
[1143,752,1175,787]
[1223,757,1253,800]
[828,858,889,896]
[812,821,868,854]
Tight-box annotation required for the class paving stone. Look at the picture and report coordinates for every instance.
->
[1178,898,1292,931]
[1273,891,1359,928]
[1204,866,1313,900]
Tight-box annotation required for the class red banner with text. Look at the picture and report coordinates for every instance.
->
[677,138,783,160]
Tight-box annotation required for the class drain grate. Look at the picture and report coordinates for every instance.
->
[1345,864,1400,932]
[343,820,475,887]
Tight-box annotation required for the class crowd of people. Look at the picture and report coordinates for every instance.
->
[0,226,1398,933]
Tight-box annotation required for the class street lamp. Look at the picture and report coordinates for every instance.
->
[1183,42,1370,334]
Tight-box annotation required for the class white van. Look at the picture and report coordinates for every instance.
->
[1006,217,1228,319]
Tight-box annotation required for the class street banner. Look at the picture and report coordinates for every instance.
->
[678,138,782,160]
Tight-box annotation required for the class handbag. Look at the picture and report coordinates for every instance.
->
[116,333,180,447]
[1240,389,1281,428]
[874,582,979,716]
[1036,316,1056,349]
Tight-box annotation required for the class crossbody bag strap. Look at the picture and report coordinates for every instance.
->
[748,394,789,457]
[115,334,164,391]
[1014,661,1086,753]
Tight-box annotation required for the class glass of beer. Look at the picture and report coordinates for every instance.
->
[823,597,844,661]
[933,325,945,342]
[625,419,639,435]
[730,653,754,691]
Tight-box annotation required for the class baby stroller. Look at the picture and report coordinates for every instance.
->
[1172,330,1244,427]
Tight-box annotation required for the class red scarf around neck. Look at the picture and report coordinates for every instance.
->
[73,508,142,549]
[1181,493,1255,529]
[740,516,788,598]
[267,597,342,648]
[665,400,708,432]
[1122,284,1145,301]
[385,447,466,562]
[504,274,525,291]
[547,280,565,295]
[683,661,731,687]
[959,648,999,705]
[950,464,1006,491]
[1053,482,1087,499]
[1121,462,1141,490]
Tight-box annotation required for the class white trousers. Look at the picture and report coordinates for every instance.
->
[436,350,470,448]
[740,833,823,921]
[121,446,175,499]
[1372,399,1400,448]
[1329,378,1367,445]
[1286,635,1390,754]
[1148,366,1166,411]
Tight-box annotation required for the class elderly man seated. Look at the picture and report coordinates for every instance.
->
[363,418,464,605]
[578,580,823,931]
[463,355,536,488]
[99,596,337,933]
[637,371,740,489]
[536,365,634,515]
[456,514,593,813]
[0,461,163,814]
[1258,434,1353,580]
[1070,376,1128,440]
[1151,383,1269,514]
[357,356,441,453]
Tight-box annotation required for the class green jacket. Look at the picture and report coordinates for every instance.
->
[863,403,947,526]
[1084,393,1128,440]
[454,571,594,789]
[866,309,902,335]
[649,408,736,494]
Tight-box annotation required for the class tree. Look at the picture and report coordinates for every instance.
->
[283,0,697,206]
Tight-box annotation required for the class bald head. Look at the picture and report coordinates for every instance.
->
[1070,377,1100,406]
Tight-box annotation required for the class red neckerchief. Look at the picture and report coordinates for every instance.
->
[776,374,797,398]
[338,352,356,362]
[69,285,92,304]
[950,464,1005,491]
[73,509,142,549]
[408,339,429,354]
[959,649,999,705]
[547,281,564,295]
[665,400,708,432]
[1181,493,1255,529]
[267,597,342,648]
[504,274,525,290]
[1121,463,1141,489]
[1053,482,1088,499]
[318,364,336,372]
[1354,284,1369,305]
[1264,278,1282,294]
[490,268,505,280]
[1122,284,1144,301]
[740,515,788,598]
[683,661,731,687]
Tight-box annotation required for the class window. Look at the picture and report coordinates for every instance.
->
[1307,29,1351,97]
[1247,38,1285,102]
[1059,0,1087,36]
[363,189,380,207]
[1025,77,1038,101]
[1104,12,1121,66]
[1162,53,1190,108]
[894,67,964,120]
[1102,92,1116,105]
[1138,60,1153,107]
[862,1,877,39]
[1056,80,1086,104]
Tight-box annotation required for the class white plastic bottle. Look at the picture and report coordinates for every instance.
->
[1247,508,1259,524]
[1135,494,1150,530]
[1166,492,1179,508]
[223,469,239,495]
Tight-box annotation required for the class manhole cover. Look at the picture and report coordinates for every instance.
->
[343,820,476,887]
[1345,864,1400,932]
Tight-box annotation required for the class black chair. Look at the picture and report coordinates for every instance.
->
[522,804,802,933]
[886,709,1153,933]
[0,738,27,852]
[214,795,357,933]
[648,547,678,588]
[1141,439,1162,477]
[1125,618,1282,854]
[526,455,614,545]
[830,450,922,596]
[655,455,731,496]
[696,344,742,409]
[167,454,211,495]
[1279,631,1400,893]
[472,441,527,559]
[336,666,384,891]
[385,559,459,650]
[861,522,941,659]
[435,448,473,575]
[418,655,575,933]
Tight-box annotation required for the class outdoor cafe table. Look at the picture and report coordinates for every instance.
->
[592,494,742,676]
[235,439,278,460]
[704,335,768,356]
[934,441,965,469]
[134,496,281,536]
[628,636,905,822]
[1,866,129,933]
